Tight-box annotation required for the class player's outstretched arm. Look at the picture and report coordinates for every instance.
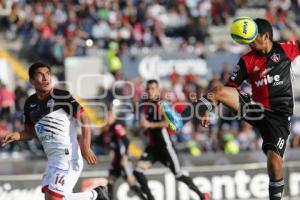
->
[2,126,36,146]
[79,111,97,165]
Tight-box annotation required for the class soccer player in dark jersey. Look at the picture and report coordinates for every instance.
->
[2,62,109,200]
[105,110,146,200]
[133,80,210,200]
[164,18,296,200]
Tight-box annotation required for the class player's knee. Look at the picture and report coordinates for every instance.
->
[136,161,150,170]
[134,165,145,175]
[212,85,227,100]
[126,174,135,185]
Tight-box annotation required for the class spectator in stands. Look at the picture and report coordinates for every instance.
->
[220,124,240,154]
[211,0,229,25]
[0,118,10,157]
[107,41,122,78]
[0,82,15,122]
[0,119,9,142]
[237,121,259,151]
[14,83,28,112]
[6,115,25,156]
[194,16,210,43]
[291,121,300,148]
[291,0,300,25]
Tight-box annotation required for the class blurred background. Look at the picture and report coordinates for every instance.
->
[1,0,300,200]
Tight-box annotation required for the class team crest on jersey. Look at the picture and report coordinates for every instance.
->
[47,99,55,108]
[270,53,280,63]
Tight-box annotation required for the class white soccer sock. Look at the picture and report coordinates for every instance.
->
[64,190,97,200]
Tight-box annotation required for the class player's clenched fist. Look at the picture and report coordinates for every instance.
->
[1,132,20,146]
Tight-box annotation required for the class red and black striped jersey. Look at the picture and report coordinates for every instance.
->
[140,100,170,147]
[227,41,300,116]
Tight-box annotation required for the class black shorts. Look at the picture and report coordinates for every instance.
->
[109,155,132,178]
[109,163,124,178]
[140,145,182,176]
[238,90,291,157]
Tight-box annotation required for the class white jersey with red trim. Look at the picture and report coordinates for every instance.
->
[24,88,83,168]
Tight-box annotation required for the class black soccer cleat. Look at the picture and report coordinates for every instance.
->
[130,184,147,200]
[94,186,110,200]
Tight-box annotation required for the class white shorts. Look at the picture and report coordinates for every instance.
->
[42,159,83,198]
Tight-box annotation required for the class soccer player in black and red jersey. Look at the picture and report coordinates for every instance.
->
[133,80,210,200]
[165,18,297,200]
[104,109,146,200]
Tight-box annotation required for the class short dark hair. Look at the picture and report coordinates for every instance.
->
[146,79,159,86]
[254,18,273,41]
[28,62,51,79]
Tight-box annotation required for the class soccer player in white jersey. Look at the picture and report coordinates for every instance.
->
[2,62,109,200]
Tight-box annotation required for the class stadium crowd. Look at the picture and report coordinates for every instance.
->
[1,0,300,158]
[0,0,298,64]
